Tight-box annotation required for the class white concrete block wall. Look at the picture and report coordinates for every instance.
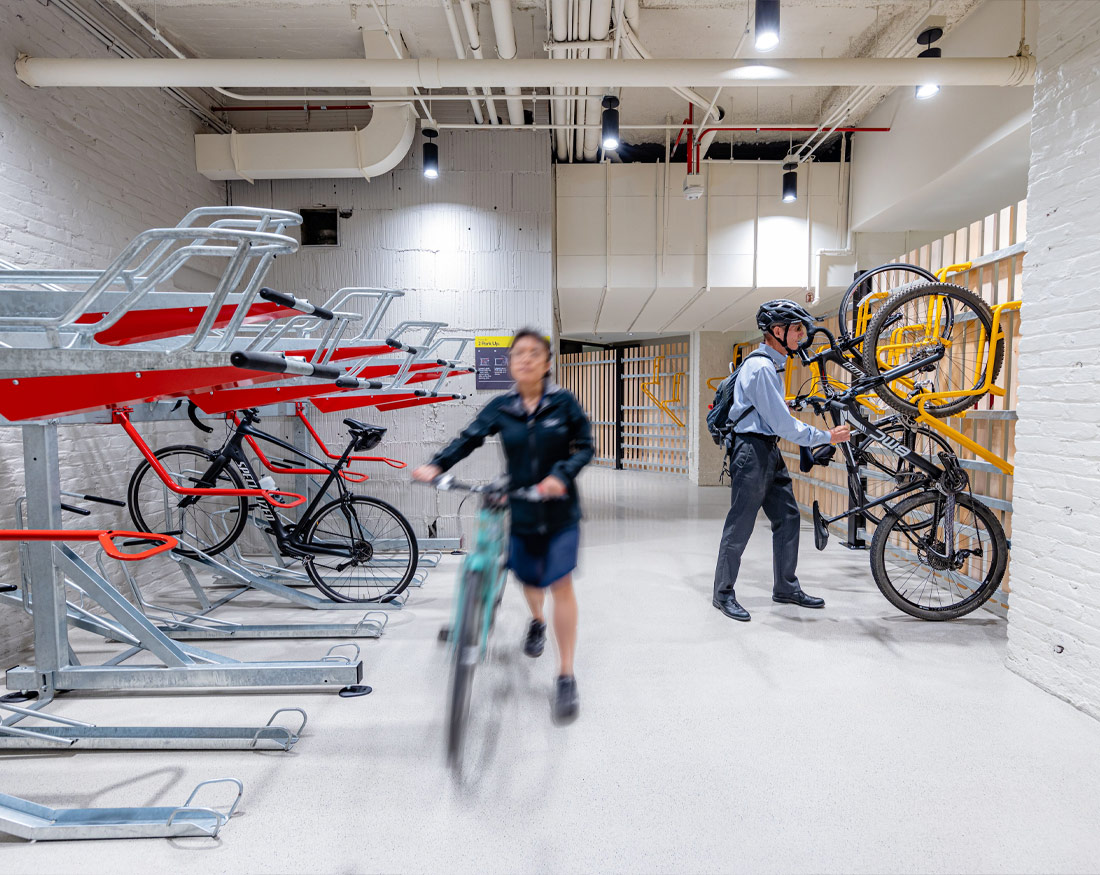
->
[1006,0,1100,720]
[0,2,224,664]
[229,130,554,541]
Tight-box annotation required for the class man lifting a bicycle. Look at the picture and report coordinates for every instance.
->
[712,300,851,622]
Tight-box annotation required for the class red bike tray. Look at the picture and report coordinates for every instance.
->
[74,301,299,346]
[188,361,445,415]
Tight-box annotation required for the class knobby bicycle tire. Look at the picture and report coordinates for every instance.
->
[127,444,248,558]
[869,490,1007,621]
[448,568,485,770]
[862,281,1005,418]
[301,495,418,602]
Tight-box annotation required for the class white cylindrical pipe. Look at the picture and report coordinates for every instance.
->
[550,0,569,159]
[456,0,501,123]
[581,0,614,160]
[15,56,1038,89]
[488,0,526,125]
[440,0,486,124]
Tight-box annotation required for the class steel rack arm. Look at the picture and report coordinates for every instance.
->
[0,529,178,561]
[113,408,306,508]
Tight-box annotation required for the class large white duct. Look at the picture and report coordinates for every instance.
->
[195,107,417,180]
[16,56,1038,89]
[487,0,526,125]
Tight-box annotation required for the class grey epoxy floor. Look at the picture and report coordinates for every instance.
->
[3,467,1100,873]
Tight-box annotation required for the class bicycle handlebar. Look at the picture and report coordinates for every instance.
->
[259,287,334,320]
[423,474,565,502]
[230,351,344,381]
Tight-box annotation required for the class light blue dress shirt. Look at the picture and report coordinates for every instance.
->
[725,343,832,447]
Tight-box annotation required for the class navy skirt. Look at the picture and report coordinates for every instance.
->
[508,525,580,588]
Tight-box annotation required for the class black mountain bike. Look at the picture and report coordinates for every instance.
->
[791,326,1008,621]
[127,408,418,603]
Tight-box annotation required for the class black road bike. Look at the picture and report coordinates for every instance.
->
[791,327,1008,621]
[127,408,418,603]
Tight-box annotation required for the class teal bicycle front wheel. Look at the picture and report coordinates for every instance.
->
[448,568,485,770]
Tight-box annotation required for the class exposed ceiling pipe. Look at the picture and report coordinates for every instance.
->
[487,0,527,125]
[457,0,501,124]
[16,56,1038,89]
[549,0,569,160]
[573,0,593,159]
[582,0,614,160]
[619,21,728,160]
[440,0,487,124]
[792,0,950,165]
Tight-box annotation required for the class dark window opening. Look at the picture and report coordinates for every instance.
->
[300,207,339,246]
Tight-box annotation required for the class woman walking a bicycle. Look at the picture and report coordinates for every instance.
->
[412,329,593,724]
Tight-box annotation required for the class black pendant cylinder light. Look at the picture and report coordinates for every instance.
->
[782,162,798,203]
[601,95,620,151]
[915,26,943,100]
[422,127,439,179]
[755,0,780,52]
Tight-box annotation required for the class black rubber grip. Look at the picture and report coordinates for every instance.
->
[334,376,385,390]
[385,338,417,354]
[61,503,91,516]
[80,493,127,508]
[230,351,342,380]
[259,287,334,321]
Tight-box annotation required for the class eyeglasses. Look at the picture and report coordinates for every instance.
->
[509,348,548,360]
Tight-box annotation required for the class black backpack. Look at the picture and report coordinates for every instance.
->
[706,351,771,448]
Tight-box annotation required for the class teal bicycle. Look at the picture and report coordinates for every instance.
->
[427,474,551,771]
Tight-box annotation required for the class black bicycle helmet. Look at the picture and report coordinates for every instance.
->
[756,299,815,333]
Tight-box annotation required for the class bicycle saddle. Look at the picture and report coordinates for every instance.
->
[344,419,387,450]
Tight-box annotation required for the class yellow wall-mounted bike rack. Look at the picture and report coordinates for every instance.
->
[641,355,687,427]
[909,298,1021,475]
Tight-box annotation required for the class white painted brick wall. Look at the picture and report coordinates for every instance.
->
[0,1,224,664]
[229,130,554,541]
[1005,0,1100,720]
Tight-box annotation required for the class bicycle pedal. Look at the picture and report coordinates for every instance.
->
[812,501,830,551]
[338,684,372,698]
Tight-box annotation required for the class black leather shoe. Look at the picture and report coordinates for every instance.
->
[712,596,751,622]
[772,589,825,608]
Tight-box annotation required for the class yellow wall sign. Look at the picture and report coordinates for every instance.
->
[475,335,516,389]
[475,336,516,349]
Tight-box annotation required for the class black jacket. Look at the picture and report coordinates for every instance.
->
[429,382,594,535]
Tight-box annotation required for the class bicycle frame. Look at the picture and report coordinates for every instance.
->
[794,328,956,532]
[198,412,365,561]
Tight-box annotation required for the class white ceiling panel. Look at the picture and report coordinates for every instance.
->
[557,286,603,334]
[608,254,656,289]
[556,200,606,256]
[595,286,654,333]
[557,254,606,288]
[609,199,658,256]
